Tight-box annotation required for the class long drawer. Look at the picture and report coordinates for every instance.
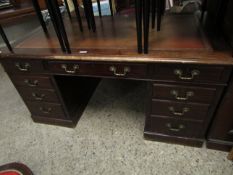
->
[47,61,148,79]
[150,64,231,84]
[25,101,67,119]
[10,75,54,89]
[145,116,204,138]
[17,87,60,103]
[152,84,217,104]
[151,99,210,121]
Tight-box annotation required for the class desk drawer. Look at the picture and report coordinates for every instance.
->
[48,61,148,79]
[151,99,209,121]
[150,64,231,84]
[26,101,66,119]
[11,75,54,89]
[18,87,60,103]
[152,84,217,104]
[2,59,44,73]
[145,117,203,138]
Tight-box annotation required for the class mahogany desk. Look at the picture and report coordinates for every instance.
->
[0,13,233,151]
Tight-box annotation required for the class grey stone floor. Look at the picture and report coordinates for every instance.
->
[0,64,232,175]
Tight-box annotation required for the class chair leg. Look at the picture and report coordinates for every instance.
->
[151,0,157,29]
[157,0,162,31]
[72,0,83,32]
[45,0,66,52]
[135,0,143,53]
[64,0,72,19]
[32,0,48,34]
[143,0,150,54]
[86,0,96,32]
[0,25,13,52]
[82,0,91,30]
[51,0,71,53]
[97,0,102,17]
[109,0,113,16]
[200,0,207,21]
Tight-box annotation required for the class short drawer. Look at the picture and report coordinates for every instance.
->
[17,87,60,103]
[48,61,148,79]
[145,116,204,138]
[1,59,44,73]
[25,101,67,119]
[152,84,217,104]
[10,75,54,89]
[151,99,210,121]
[150,64,231,84]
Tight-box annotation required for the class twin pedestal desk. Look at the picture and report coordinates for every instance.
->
[0,14,233,154]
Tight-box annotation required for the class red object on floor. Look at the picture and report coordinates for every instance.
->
[0,171,21,175]
[0,163,33,175]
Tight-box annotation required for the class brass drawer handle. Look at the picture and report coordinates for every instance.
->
[15,62,30,72]
[169,106,189,116]
[24,79,39,87]
[61,64,79,74]
[32,93,45,101]
[170,90,194,101]
[174,69,200,80]
[39,107,52,114]
[166,123,185,132]
[109,66,130,77]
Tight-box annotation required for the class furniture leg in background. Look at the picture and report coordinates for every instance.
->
[31,0,48,33]
[200,0,207,21]
[151,0,157,29]
[228,148,233,161]
[0,24,13,52]
[109,0,114,16]
[157,0,162,31]
[82,0,92,30]
[135,0,143,53]
[87,0,96,32]
[97,0,102,17]
[72,0,83,32]
[45,0,71,53]
[64,0,72,19]
[143,0,150,54]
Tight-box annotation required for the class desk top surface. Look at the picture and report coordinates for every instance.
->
[1,13,233,65]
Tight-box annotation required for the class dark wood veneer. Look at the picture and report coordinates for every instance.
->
[0,5,233,150]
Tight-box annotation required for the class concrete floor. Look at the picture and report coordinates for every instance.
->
[0,64,232,175]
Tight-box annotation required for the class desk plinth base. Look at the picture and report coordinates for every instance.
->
[144,131,204,147]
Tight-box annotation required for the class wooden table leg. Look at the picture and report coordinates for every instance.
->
[227,147,233,161]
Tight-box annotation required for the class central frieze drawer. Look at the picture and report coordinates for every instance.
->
[151,99,210,121]
[145,117,204,138]
[152,84,217,104]
[26,101,66,119]
[47,61,148,79]
[150,64,231,84]
[17,87,60,103]
[10,75,53,89]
